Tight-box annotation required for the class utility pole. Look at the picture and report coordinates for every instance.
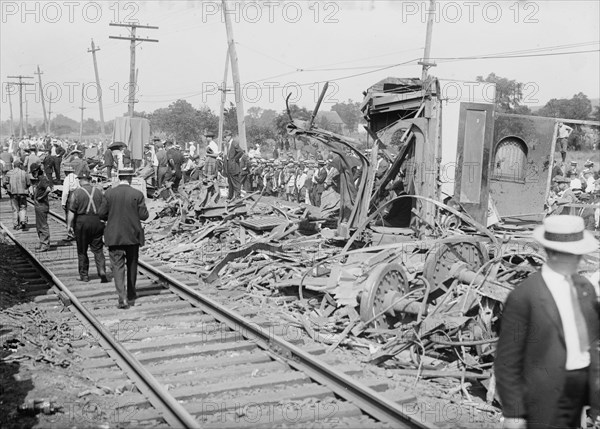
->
[47,93,53,134]
[7,75,34,138]
[79,85,86,143]
[34,66,49,134]
[222,0,247,150]
[218,44,231,152]
[109,23,158,117]
[88,39,106,136]
[419,0,437,81]
[6,83,14,137]
[24,100,29,134]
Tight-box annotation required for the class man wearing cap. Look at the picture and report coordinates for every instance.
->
[568,161,578,177]
[496,215,599,429]
[3,159,30,230]
[0,145,13,199]
[166,141,184,192]
[155,141,169,189]
[98,168,149,309]
[68,171,108,283]
[61,164,79,240]
[30,163,53,251]
[312,160,327,207]
[70,150,90,179]
[225,136,244,200]
[51,142,66,184]
[548,176,577,215]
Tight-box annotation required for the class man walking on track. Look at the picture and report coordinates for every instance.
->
[3,159,30,230]
[67,171,108,283]
[98,167,149,309]
[30,163,52,251]
[495,215,599,429]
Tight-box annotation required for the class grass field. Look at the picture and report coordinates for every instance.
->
[555,149,600,172]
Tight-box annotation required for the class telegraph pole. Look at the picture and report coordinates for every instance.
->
[88,39,106,135]
[218,45,231,152]
[109,23,158,117]
[7,75,34,138]
[24,100,29,134]
[79,85,86,143]
[419,0,437,81]
[222,0,247,150]
[6,83,14,137]
[47,93,53,134]
[34,66,49,134]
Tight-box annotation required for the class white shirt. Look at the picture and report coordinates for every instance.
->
[558,124,573,139]
[207,140,219,155]
[541,264,590,370]
[61,174,80,206]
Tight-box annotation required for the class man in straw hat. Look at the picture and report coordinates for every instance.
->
[495,215,599,429]
[98,167,149,309]
[67,170,108,283]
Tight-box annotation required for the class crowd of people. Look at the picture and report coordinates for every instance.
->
[548,159,600,229]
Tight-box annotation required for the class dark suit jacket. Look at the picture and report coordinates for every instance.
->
[98,184,149,247]
[495,271,600,428]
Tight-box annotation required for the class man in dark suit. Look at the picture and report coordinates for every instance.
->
[98,167,149,309]
[495,215,599,429]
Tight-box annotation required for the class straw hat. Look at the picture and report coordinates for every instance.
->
[533,215,599,255]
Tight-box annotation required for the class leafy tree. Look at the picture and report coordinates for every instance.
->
[274,104,310,136]
[476,73,531,114]
[83,118,99,135]
[331,99,364,132]
[593,106,600,122]
[51,114,78,136]
[537,92,593,120]
[151,99,204,142]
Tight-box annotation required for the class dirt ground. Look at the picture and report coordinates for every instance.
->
[0,237,139,429]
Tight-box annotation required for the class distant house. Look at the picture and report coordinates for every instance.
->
[316,111,346,133]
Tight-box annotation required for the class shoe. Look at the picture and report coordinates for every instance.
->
[39,246,50,252]
[80,275,89,282]
[100,275,109,283]
[13,224,20,230]
[118,301,130,309]
[20,223,28,231]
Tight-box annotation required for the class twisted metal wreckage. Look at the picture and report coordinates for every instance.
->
[138,76,594,403]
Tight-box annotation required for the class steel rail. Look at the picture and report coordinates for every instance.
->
[40,205,427,428]
[0,219,201,429]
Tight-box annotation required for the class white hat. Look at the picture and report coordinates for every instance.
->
[533,215,598,255]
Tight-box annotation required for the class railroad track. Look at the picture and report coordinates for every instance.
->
[0,196,428,428]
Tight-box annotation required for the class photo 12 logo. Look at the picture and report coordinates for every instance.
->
[399,1,540,24]
[1,1,140,24]
[200,1,340,24]
[201,81,340,105]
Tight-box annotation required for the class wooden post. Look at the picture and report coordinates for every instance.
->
[222,0,247,151]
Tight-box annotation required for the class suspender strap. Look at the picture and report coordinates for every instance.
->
[79,187,97,214]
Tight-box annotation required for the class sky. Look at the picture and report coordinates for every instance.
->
[1,0,599,125]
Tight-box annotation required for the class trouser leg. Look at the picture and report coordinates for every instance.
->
[88,220,106,277]
[17,195,27,225]
[35,205,50,247]
[231,174,242,199]
[552,367,588,428]
[125,245,139,300]
[227,176,234,199]
[75,220,90,277]
[109,247,127,303]
[10,196,19,227]
[53,158,61,181]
